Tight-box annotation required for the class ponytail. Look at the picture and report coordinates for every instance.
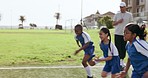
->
[125,24,147,40]
[108,32,111,51]
[138,24,147,40]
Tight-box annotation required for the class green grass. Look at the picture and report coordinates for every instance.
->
[0,29,105,66]
[0,67,103,78]
[0,29,139,78]
[0,29,105,78]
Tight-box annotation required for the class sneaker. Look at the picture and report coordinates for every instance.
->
[120,65,125,71]
[87,76,93,78]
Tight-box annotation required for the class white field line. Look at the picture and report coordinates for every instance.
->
[0,65,104,70]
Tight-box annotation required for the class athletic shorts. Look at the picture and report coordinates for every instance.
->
[103,56,120,74]
[84,46,95,62]
[132,68,148,78]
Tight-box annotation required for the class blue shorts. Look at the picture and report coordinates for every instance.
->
[103,56,120,74]
[132,68,148,78]
[84,46,95,62]
[132,71,143,78]
[84,46,94,55]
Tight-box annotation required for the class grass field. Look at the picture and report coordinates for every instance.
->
[0,29,141,78]
[0,66,103,78]
[0,29,106,66]
[0,29,105,78]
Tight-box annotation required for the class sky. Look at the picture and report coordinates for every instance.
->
[0,0,121,28]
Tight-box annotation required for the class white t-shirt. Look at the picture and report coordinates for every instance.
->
[113,11,133,35]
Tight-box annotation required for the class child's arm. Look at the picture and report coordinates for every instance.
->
[74,42,90,55]
[117,58,131,78]
[76,40,81,47]
[123,58,131,73]
[95,56,112,62]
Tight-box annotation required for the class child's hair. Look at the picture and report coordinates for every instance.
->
[125,24,147,40]
[100,28,111,51]
[75,24,83,30]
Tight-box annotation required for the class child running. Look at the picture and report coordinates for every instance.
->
[74,24,96,78]
[95,27,120,78]
[117,24,148,78]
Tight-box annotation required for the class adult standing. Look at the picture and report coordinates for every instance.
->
[113,2,133,69]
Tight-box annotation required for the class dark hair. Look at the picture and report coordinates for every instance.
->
[75,24,83,30]
[100,28,111,51]
[125,24,147,40]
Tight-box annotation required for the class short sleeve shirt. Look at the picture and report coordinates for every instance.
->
[113,11,133,35]
[75,31,93,46]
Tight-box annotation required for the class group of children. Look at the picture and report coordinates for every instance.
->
[74,24,148,78]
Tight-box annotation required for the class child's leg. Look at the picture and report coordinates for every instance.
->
[88,60,95,66]
[88,55,96,66]
[111,74,116,78]
[101,71,108,78]
[87,46,96,66]
[102,64,111,78]
[82,54,93,77]
[143,71,148,78]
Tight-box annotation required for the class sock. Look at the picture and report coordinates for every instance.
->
[85,66,92,77]
[120,59,125,67]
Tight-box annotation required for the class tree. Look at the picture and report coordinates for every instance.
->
[29,23,37,29]
[54,12,60,25]
[19,16,25,29]
[98,16,113,29]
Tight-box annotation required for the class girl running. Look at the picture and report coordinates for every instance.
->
[95,27,120,78]
[117,24,148,78]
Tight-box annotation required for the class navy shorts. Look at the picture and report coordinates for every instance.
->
[132,68,148,78]
[84,46,95,62]
[103,56,120,74]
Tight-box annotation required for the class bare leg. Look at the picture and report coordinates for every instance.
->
[143,71,148,78]
[88,59,95,66]
[82,55,93,77]
[111,74,116,78]
[101,71,108,78]
[82,54,90,67]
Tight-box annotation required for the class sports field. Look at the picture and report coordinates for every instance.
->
[0,65,104,78]
[0,29,138,78]
[0,29,103,66]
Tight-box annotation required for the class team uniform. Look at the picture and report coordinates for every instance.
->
[100,42,120,74]
[75,31,95,61]
[126,39,148,78]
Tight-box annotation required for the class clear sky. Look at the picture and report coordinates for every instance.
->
[0,0,121,28]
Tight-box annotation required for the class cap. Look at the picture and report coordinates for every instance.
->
[120,2,126,7]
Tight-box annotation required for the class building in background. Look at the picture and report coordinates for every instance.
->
[83,11,115,29]
[122,0,148,24]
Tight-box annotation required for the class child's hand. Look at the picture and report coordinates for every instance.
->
[94,56,105,62]
[74,50,80,55]
[94,57,100,61]
[116,71,126,78]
